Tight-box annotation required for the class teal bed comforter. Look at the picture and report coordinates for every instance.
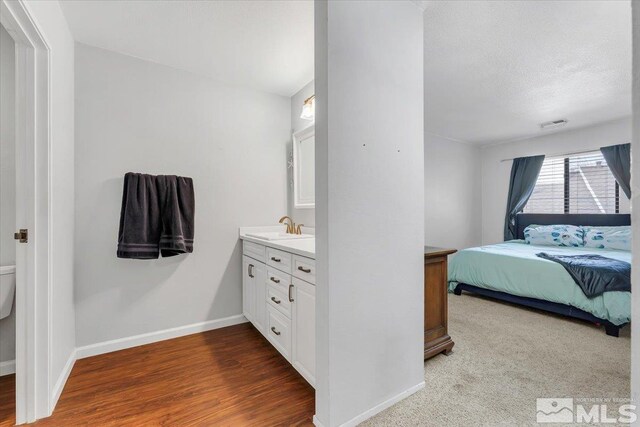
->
[448,240,631,326]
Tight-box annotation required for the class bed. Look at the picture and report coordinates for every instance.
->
[449,213,631,337]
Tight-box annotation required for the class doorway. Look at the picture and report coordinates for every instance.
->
[417,1,634,425]
[0,20,17,427]
[0,0,52,423]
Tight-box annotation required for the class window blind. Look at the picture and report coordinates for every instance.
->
[523,151,620,214]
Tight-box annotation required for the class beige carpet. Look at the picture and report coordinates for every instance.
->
[364,293,631,426]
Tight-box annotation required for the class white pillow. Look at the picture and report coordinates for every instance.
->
[582,226,631,251]
[523,224,584,247]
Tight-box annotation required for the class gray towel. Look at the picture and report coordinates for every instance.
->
[117,172,195,259]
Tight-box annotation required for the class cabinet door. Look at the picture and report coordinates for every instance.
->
[252,261,267,335]
[242,256,256,322]
[291,277,316,387]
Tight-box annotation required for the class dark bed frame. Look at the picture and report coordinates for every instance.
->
[453,213,631,337]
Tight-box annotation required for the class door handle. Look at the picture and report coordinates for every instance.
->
[271,296,281,304]
[270,257,281,263]
[14,229,28,243]
[297,266,311,273]
[270,277,280,284]
[271,326,281,336]
[248,264,254,278]
[289,284,294,302]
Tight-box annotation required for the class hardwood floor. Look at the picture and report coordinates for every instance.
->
[1,323,314,426]
[0,374,15,427]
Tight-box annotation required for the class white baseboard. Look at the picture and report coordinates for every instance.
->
[50,349,77,413]
[314,381,425,427]
[0,359,15,376]
[76,314,248,359]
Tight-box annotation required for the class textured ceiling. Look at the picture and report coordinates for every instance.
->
[59,0,314,97]
[424,0,632,145]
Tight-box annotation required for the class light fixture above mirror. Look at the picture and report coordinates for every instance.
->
[300,94,315,121]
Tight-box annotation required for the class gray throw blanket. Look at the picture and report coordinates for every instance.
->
[117,172,195,259]
[536,252,631,298]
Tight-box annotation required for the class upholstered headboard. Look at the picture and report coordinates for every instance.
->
[515,213,631,240]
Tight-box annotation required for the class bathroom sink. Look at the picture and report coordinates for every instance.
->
[246,232,314,241]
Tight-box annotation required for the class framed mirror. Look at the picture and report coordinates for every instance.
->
[293,124,315,209]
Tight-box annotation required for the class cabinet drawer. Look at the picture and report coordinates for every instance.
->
[243,241,266,263]
[266,267,290,296]
[292,255,316,284]
[267,306,291,361]
[267,285,291,318]
[266,247,292,274]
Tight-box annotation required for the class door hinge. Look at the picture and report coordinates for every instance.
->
[14,229,28,243]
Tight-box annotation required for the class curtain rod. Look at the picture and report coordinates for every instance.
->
[499,148,602,163]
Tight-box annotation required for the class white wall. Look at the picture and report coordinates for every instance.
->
[74,44,290,348]
[425,134,482,250]
[481,117,632,245]
[0,24,16,366]
[630,1,639,421]
[315,1,424,425]
[22,0,77,408]
[289,80,316,227]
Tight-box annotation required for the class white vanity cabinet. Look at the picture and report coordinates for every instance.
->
[241,238,316,387]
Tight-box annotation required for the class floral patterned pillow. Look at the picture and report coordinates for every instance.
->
[582,226,631,251]
[523,224,584,247]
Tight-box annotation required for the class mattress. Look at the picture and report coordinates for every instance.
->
[448,240,631,325]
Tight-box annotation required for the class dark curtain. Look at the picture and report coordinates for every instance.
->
[600,143,631,199]
[503,155,545,241]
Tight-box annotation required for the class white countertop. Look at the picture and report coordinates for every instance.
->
[239,226,316,259]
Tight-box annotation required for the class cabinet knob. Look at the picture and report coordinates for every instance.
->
[271,326,281,336]
[270,257,281,263]
[270,277,280,284]
[271,296,281,304]
[297,266,311,273]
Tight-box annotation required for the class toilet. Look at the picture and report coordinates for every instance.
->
[0,265,15,320]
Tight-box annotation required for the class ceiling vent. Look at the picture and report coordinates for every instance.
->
[540,119,568,130]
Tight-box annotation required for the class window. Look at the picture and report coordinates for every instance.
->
[523,151,626,214]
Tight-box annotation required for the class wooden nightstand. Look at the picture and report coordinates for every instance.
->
[424,246,456,360]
